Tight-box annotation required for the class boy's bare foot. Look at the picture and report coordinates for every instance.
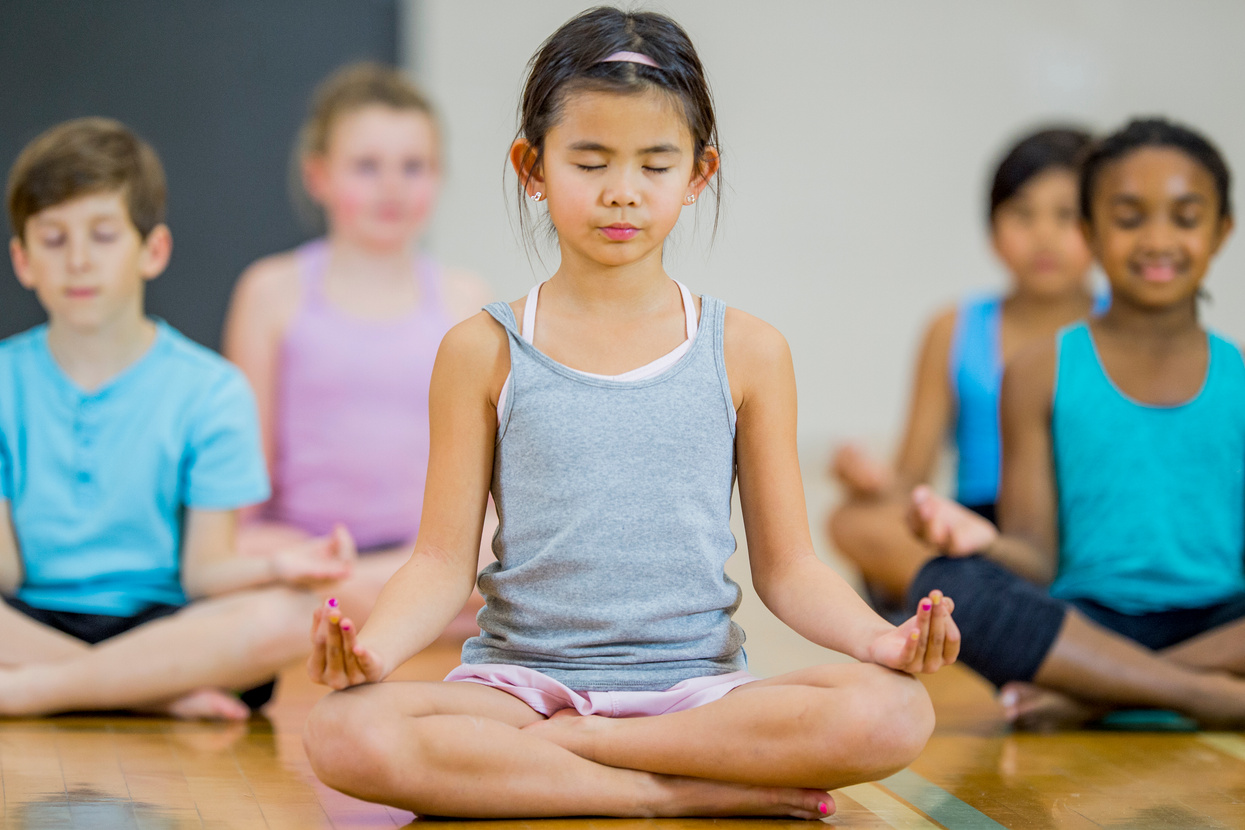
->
[148,688,251,721]
[831,444,891,496]
[999,682,1103,731]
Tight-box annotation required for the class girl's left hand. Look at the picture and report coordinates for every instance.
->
[867,590,960,674]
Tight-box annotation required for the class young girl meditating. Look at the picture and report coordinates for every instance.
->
[829,127,1100,616]
[301,7,959,820]
[909,117,1245,730]
[223,64,492,627]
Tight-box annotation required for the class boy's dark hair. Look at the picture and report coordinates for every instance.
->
[514,6,720,248]
[1080,117,1233,222]
[989,126,1092,222]
[7,117,167,240]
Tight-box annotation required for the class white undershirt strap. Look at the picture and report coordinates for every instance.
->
[498,280,699,420]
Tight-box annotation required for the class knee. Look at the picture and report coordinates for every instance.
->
[834,664,934,781]
[304,689,393,794]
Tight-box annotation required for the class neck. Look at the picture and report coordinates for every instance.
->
[547,246,672,313]
[324,231,419,282]
[1005,282,1094,312]
[1095,295,1201,345]
[46,310,157,391]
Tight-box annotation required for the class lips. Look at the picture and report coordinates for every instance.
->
[600,225,639,241]
[65,287,99,299]
[1138,262,1178,283]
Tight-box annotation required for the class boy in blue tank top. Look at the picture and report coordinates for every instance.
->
[909,117,1245,730]
[0,118,355,719]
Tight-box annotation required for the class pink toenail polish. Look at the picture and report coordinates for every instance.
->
[818,801,829,815]
[327,597,338,608]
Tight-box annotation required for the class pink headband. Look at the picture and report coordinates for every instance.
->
[598,50,661,69]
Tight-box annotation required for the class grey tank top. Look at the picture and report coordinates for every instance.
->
[461,293,746,691]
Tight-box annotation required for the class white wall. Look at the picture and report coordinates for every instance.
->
[407,0,1245,453]
[402,0,1245,673]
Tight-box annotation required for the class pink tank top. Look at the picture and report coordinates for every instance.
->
[267,239,454,549]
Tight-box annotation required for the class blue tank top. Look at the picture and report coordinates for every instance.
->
[1050,322,1245,613]
[950,291,1109,506]
[462,294,747,691]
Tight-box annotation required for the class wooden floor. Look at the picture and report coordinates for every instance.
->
[4,646,1244,830]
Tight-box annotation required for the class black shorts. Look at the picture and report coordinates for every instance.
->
[909,555,1245,688]
[4,596,276,711]
[962,502,997,525]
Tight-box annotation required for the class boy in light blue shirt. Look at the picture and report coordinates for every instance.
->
[0,118,355,719]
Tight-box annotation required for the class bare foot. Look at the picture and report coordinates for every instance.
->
[145,688,250,721]
[521,708,598,758]
[908,486,998,555]
[831,444,891,496]
[999,682,1103,731]
[525,712,836,820]
[649,775,835,819]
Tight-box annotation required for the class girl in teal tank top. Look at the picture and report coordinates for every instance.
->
[907,117,1245,731]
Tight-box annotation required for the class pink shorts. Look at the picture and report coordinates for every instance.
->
[444,663,758,718]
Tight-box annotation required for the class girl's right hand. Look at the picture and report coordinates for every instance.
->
[307,598,386,689]
[907,485,999,555]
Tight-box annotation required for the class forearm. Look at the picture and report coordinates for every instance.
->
[754,551,893,663]
[356,546,477,676]
[182,555,276,599]
[980,535,1055,586]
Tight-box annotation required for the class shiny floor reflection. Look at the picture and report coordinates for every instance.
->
[2,643,1243,828]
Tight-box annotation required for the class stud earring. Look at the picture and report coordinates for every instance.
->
[685,193,696,204]
[530,191,543,202]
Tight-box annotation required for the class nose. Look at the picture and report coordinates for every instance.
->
[602,166,641,208]
[1138,215,1177,253]
[66,232,92,274]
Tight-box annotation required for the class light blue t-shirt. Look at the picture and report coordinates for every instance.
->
[0,321,270,615]
[1050,322,1245,613]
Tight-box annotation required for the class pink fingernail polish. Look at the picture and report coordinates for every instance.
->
[920,600,932,611]
[327,597,338,608]
[818,801,829,815]
[341,622,351,631]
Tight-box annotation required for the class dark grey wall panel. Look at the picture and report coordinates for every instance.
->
[0,1,398,349]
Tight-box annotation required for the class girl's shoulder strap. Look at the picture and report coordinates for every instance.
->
[484,300,521,337]
[949,292,1003,386]
[294,237,331,309]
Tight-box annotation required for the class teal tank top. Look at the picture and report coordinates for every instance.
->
[951,291,1109,507]
[462,294,746,691]
[1050,322,1245,613]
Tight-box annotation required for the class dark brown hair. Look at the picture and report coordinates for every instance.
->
[514,6,721,250]
[1080,117,1232,223]
[7,117,166,240]
[988,126,1092,223]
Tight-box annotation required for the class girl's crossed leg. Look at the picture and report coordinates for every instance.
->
[304,661,932,819]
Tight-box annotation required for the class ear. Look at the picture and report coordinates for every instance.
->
[687,146,720,200]
[302,154,329,204]
[138,224,172,281]
[9,237,34,289]
[510,139,544,198]
[1210,214,1235,256]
